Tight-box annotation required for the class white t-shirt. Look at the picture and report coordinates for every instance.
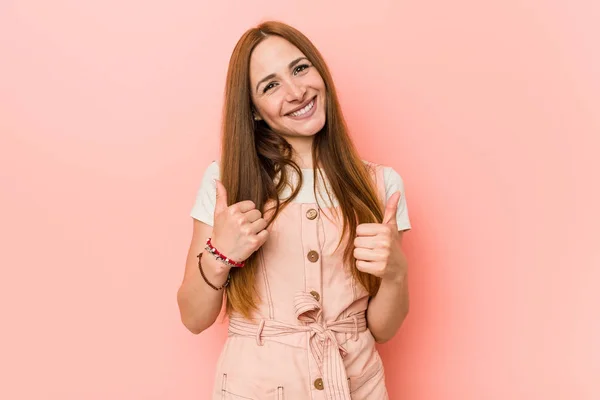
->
[190,161,411,231]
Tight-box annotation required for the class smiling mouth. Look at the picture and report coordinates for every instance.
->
[286,97,316,117]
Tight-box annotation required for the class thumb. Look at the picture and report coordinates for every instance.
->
[214,179,228,215]
[383,191,401,227]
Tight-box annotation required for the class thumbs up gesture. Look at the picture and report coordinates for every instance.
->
[354,191,408,282]
[209,179,269,267]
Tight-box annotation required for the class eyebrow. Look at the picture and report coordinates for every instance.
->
[255,57,309,93]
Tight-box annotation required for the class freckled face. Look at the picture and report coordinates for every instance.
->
[249,36,327,139]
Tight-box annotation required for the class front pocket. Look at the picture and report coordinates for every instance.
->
[221,374,254,400]
[221,373,284,400]
[348,355,385,394]
[223,392,254,400]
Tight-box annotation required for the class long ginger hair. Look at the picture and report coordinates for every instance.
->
[220,21,384,318]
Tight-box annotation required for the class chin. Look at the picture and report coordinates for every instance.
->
[306,111,327,134]
[313,116,327,134]
[299,120,325,137]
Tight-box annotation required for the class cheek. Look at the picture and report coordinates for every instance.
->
[256,97,283,121]
[318,78,326,91]
[308,72,326,90]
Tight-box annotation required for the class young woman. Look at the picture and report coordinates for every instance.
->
[177,21,411,400]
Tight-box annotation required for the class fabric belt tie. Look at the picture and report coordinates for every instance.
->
[228,291,367,400]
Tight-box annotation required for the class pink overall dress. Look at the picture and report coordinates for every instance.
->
[212,164,389,400]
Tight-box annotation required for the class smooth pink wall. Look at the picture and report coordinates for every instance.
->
[1,1,598,399]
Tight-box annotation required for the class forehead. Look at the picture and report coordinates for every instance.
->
[249,36,306,80]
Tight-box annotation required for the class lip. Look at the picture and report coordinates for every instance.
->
[285,96,317,116]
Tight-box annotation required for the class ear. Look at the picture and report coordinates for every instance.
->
[251,107,262,121]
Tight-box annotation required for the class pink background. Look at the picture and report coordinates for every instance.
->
[1,0,598,399]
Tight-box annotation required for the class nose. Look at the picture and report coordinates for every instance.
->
[285,81,306,102]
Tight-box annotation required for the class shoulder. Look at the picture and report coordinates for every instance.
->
[361,159,380,177]
[363,161,411,231]
[382,165,405,188]
[207,160,220,175]
[361,160,404,186]
[199,160,220,182]
[190,160,221,225]
[362,160,407,201]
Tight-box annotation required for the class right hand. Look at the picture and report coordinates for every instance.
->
[209,179,269,265]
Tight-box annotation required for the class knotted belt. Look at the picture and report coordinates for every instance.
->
[228,291,367,400]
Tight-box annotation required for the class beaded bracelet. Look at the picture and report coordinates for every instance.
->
[205,237,246,268]
[197,253,230,291]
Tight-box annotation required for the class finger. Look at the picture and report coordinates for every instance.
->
[353,236,377,250]
[383,191,401,227]
[248,218,268,234]
[231,200,257,214]
[355,260,378,274]
[355,236,392,249]
[214,179,228,215]
[243,209,263,223]
[353,247,384,262]
[356,223,388,237]
[255,229,269,246]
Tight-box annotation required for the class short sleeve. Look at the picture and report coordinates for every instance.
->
[190,161,220,226]
[383,166,412,232]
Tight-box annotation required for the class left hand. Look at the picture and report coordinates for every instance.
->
[353,191,408,282]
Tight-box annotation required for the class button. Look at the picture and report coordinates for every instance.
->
[314,378,324,390]
[307,250,319,263]
[306,208,318,220]
[310,290,320,301]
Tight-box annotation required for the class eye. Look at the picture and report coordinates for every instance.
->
[263,82,277,93]
[293,64,310,75]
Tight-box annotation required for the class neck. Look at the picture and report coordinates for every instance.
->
[287,136,315,169]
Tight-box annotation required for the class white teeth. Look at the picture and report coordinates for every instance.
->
[290,99,314,117]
